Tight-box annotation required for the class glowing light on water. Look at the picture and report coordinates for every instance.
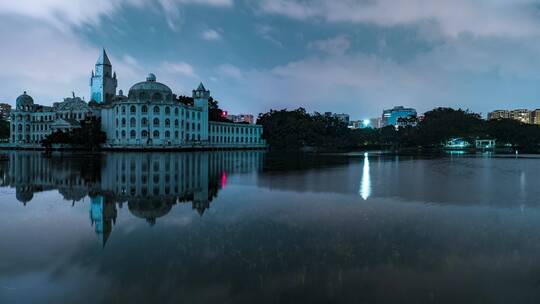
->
[221,171,228,188]
[360,152,371,200]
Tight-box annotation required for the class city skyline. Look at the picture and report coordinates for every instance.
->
[3,1,540,118]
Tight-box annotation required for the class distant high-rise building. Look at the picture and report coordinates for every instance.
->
[0,103,11,121]
[348,118,382,129]
[510,109,531,124]
[348,120,361,129]
[382,106,417,127]
[531,109,540,125]
[488,109,534,124]
[487,110,510,120]
[227,114,255,124]
[369,117,383,129]
[332,113,350,125]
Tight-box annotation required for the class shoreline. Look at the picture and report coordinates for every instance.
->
[0,143,268,152]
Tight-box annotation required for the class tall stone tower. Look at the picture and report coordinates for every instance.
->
[193,83,210,141]
[90,49,117,103]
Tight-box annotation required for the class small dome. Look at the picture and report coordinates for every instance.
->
[128,74,173,102]
[16,91,34,108]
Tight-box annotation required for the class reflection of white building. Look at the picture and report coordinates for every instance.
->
[9,49,265,149]
[2,150,265,245]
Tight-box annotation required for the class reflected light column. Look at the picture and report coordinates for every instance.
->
[360,152,371,200]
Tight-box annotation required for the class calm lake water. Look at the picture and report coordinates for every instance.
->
[1,151,540,303]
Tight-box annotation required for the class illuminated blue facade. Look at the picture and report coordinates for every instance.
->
[382,106,417,127]
[90,49,117,103]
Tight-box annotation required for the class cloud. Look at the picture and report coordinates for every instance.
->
[207,31,540,118]
[255,24,284,48]
[202,29,222,41]
[217,64,244,80]
[308,35,351,55]
[0,12,144,105]
[161,61,198,78]
[257,0,540,38]
[0,0,234,31]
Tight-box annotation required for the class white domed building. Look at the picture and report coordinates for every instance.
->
[9,50,265,150]
[10,91,93,145]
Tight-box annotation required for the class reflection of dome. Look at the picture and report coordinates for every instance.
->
[16,187,34,205]
[128,198,175,225]
[16,91,34,108]
[59,188,87,202]
[128,74,173,102]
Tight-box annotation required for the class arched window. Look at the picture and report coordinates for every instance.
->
[165,131,170,138]
[122,106,126,114]
[153,130,160,138]
[130,118,136,127]
[142,130,148,137]
[174,108,179,115]
[142,118,148,126]
[142,105,148,113]
[165,119,170,127]
[121,130,126,138]
[121,118,126,126]
[130,105,136,114]
[174,119,179,127]
[175,131,179,138]
[130,130,136,138]
[153,106,160,114]
[17,124,22,131]
[165,107,170,115]
[153,118,159,127]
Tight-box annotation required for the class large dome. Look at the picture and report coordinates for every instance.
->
[16,91,34,108]
[128,73,173,102]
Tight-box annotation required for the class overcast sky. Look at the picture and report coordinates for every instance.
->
[2,0,540,119]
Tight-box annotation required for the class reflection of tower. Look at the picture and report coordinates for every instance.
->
[360,152,371,200]
[90,196,117,247]
[193,153,210,216]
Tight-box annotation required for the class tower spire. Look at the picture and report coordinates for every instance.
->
[90,48,117,103]
[96,48,111,66]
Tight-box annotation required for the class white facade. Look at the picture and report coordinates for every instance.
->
[10,94,93,145]
[8,51,265,149]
